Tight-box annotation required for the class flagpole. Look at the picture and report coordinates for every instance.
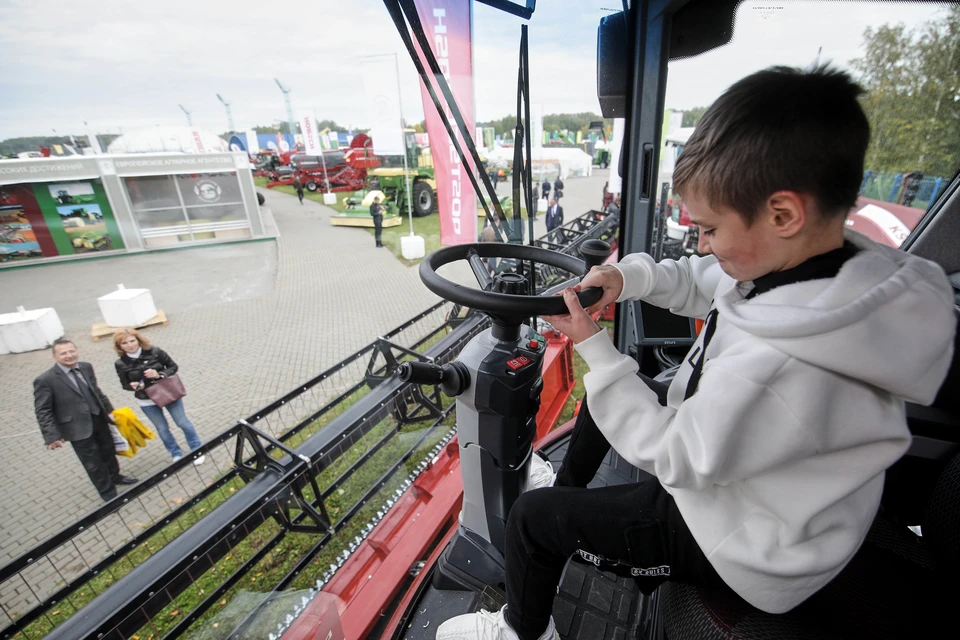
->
[394,53,415,237]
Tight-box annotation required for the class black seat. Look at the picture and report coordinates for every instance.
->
[659,276,960,639]
[659,450,958,639]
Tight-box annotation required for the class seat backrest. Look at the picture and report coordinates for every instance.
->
[930,277,960,414]
[924,452,960,573]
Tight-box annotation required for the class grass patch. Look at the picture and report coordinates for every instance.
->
[555,321,613,427]
[16,473,247,638]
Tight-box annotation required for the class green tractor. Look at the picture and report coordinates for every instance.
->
[366,131,437,217]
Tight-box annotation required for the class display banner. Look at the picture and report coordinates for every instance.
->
[413,0,477,245]
[84,122,102,154]
[245,130,260,156]
[360,58,405,156]
[0,179,124,263]
[299,111,323,155]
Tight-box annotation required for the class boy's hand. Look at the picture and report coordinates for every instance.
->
[543,288,603,344]
[580,265,624,314]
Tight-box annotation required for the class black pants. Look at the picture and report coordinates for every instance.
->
[296,189,304,203]
[71,414,120,501]
[372,214,383,246]
[503,374,725,639]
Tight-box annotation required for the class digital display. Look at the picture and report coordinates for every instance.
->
[636,300,696,345]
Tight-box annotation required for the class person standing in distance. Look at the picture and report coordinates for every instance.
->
[540,178,550,202]
[34,339,138,502]
[545,198,564,232]
[553,174,564,202]
[293,176,305,204]
[370,196,384,248]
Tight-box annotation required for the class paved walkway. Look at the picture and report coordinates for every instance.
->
[0,169,609,617]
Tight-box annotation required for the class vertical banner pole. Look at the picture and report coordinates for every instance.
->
[395,53,415,236]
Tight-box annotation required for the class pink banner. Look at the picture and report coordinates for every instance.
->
[413,0,477,245]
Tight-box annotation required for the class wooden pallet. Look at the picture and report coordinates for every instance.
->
[91,310,168,342]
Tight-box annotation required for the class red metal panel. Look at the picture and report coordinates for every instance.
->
[535,336,574,440]
[283,440,463,640]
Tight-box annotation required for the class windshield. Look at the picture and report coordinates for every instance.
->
[0,2,957,639]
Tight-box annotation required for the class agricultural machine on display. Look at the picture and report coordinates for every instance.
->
[363,130,437,217]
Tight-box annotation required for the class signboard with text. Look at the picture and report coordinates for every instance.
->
[413,0,477,245]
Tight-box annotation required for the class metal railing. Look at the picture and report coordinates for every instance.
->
[0,207,618,640]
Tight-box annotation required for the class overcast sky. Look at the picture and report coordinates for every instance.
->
[0,0,950,140]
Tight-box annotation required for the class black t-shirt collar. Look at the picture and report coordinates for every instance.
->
[745,241,860,300]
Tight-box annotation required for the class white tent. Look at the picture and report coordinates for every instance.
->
[107,126,228,154]
[482,146,594,179]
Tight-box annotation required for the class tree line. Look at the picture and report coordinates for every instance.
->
[852,5,960,179]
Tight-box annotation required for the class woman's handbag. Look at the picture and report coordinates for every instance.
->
[143,374,187,407]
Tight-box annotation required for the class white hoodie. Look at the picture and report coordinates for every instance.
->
[573,231,956,614]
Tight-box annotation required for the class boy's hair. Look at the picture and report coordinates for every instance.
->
[674,65,869,224]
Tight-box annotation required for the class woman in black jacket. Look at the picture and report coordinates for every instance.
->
[113,329,204,465]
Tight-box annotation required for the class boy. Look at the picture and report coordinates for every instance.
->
[437,66,955,640]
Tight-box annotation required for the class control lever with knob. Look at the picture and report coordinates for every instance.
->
[397,361,471,397]
[579,239,612,276]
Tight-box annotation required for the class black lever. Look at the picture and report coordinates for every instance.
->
[397,361,471,397]
[579,239,612,276]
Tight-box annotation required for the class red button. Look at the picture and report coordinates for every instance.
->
[529,340,540,350]
[507,359,522,370]
[516,356,530,365]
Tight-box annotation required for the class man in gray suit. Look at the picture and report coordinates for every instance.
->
[34,339,138,502]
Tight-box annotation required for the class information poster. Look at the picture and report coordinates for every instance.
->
[0,178,124,263]
[0,184,53,263]
[33,179,125,255]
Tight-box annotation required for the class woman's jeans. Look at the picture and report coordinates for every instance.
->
[141,399,201,458]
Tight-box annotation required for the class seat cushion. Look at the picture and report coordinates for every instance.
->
[660,520,944,639]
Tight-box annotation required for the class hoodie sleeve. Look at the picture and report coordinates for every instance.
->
[613,253,723,319]
[574,331,817,490]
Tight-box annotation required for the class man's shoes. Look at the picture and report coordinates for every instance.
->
[193,454,206,466]
[172,455,184,463]
[524,454,556,492]
[436,607,557,640]
[113,475,138,485]
[101,491,118,502]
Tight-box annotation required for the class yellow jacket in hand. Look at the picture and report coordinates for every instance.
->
[111,407,156,457]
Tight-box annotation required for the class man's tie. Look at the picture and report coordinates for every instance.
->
[71,368,101,415]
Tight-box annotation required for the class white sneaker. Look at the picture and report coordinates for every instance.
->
[436,607,557,640]
[524,454,556,492]
[193,454,206,466]
[171,455,183,463]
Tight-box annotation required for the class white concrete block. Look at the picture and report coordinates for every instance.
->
[0,307,64,354]
[322,192,338,205]
[400,235,426,260]
[97,285,157,327]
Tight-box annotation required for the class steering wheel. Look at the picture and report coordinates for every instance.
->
[419,241,610,317]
